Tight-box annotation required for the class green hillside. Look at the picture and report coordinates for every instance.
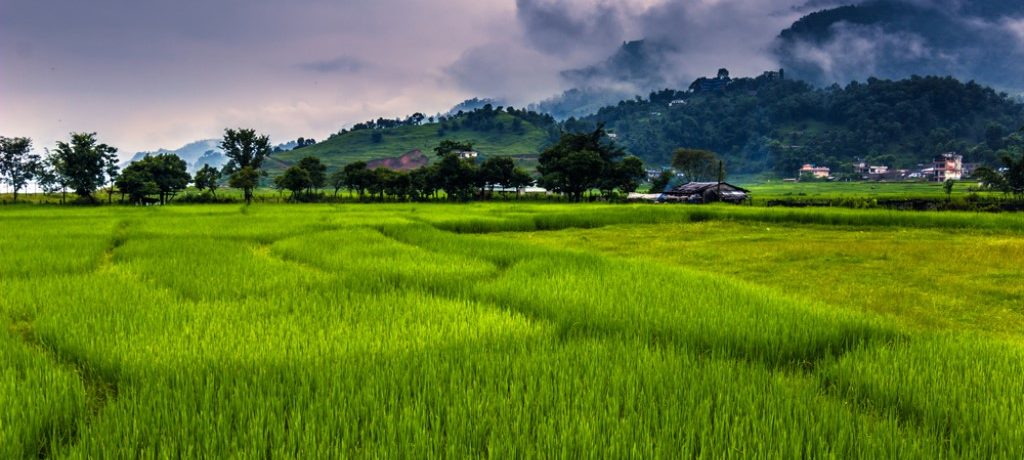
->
[574,74,1024,175]
[269,111,557,172]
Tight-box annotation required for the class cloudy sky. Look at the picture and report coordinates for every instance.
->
[2,0,816,155]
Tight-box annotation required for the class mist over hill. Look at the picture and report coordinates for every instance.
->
[774,1,1024,92]
[510,0,1024,121]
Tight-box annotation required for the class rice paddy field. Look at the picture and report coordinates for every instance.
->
[744,180,994,202]
[1,203,1023,458]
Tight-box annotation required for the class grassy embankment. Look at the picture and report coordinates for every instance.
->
[1,204,1022,457]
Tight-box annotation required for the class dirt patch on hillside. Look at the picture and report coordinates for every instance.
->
[367,150,429,171]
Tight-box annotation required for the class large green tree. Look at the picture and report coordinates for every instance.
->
[116,154,190,205]
[274,166,312,201]
[435,152,479,201]
[341,161,373,199]
[0,136,39,202]
[49,132,119,201]
[537,126,631,202]
[671,148,720,182]
[480,156,516,196]
[297,156,327,193]
[220,128,271,204]
[193,164,222,196]
[600,155,646,197]
[1002,152,1024,197]
[115,167,158,205]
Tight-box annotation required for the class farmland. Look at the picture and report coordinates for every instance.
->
[1,203,1022,457]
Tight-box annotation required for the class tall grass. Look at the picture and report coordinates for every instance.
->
[0,203,1020,458]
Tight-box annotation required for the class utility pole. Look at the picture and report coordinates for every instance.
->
[717,160,724,200]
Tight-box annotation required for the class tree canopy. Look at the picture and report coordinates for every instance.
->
[672,149,720,182]
[537,125,642,201]
[220,128,271,204]
[116,154,190,205]
[48,132,119,200]
[0,136,39,202]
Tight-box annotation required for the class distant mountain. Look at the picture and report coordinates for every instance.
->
[127,139,225,173]
[774,0,1024,91]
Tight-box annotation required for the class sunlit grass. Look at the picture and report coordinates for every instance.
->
[0,203,1021,457]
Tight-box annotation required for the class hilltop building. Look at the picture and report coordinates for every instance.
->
[689,68,732,93]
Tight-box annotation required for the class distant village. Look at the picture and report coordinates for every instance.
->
[793,153,968,183]
[627,152,971,205]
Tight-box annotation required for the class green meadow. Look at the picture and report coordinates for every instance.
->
[1,203,1022,458]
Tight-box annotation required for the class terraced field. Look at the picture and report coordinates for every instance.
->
[1,204,1022,457]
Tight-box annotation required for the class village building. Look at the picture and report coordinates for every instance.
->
[853,161,895,180]
[800,164,831,179]
[921,153,963,182]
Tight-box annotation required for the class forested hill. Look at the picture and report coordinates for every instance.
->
[269,106,559,172]
[567,74,1024,175]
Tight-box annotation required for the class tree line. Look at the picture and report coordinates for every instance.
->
[1,126,645,205]
[276,127,644,203]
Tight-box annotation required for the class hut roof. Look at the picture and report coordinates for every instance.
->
[666,182,750,195]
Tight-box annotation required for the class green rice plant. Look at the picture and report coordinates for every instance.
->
[0,329,87,459]
[820,335,1024,458]
[0,203,1020,458]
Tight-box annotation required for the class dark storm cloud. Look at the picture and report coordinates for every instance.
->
[515,1,801,94]
[514,0,627,57]
[445,1,805,104]
[502,0,1024,98]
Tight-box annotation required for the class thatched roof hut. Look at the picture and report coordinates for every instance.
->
[664,182,750,203]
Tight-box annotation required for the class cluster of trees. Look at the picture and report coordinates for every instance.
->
[291,137,317,150]
[535,126,645,202]
[116,154,190,204]
[0,133,119,203]
[0,136,40,202]
[322,105,560,147]
[4,124,645,205]
[436,105,558,139]
[572,74,1024,175]
[347,113,432,133]
[274,157,327,200]
[271,128,645,203]
[0,128,273,205]
[276,140,535,202]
